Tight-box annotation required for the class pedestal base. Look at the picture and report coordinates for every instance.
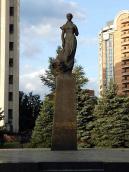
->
[51,73,77,150]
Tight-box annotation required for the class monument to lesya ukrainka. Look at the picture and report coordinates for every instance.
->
[51,13,79,150]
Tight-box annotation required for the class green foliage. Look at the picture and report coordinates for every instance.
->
[30,96,54,148]
[0,108,4,131]
[77,89,97,148]
[0,142,22,149]
[92,81,129,148]
[0,108,4,124]
[0,109,5,146]
[56,46,62,55]
[73,66,88,89]
[19,91,42,132]
[40,57,56,92]
[103,79,118,99]
[40,45,62,92]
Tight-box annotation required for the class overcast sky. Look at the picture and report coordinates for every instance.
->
[20,0,129,99]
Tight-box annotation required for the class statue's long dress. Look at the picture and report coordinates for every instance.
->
[57,21,78,72]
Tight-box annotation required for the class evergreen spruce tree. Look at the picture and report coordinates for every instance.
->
[92,81,129,148]
[0,108,3,123]
[0,108,4,131]
[73,65,88,89]
[77,89,97,148]
[0,109,4,146]
[30,96,54,148]
[40,57,56,92]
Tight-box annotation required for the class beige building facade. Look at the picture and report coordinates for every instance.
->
[0,0,19,132]
[99,10,129,96]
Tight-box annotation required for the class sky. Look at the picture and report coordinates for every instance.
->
[20,0,129,99]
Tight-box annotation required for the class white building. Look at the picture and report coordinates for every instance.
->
[0,0,19,133]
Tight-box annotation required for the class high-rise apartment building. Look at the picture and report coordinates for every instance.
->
[0,0,19,132]
[99,10,129,96]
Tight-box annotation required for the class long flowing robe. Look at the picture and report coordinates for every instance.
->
[57,21,79,72]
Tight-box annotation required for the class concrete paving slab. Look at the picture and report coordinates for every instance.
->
[0,148,129,163]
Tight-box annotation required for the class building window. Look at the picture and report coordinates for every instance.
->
[10,7,14,16]
[8,92,13,101]
[124,61,126,65]
[9,58,13,67]
[105,36,114,86]
[8,109,13,124]
[123,68,126,73]
[8,109,13,119]
[9,42,14,51]
[125,84,127,88]
[9,24,14,34]
[125,76,127,80]
[9,75,13,84]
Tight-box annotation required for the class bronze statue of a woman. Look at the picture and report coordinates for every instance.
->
[52,13,79,74]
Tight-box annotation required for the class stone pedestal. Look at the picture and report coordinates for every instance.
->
[51,73,77,150]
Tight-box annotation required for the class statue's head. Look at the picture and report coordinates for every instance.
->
[66,13,73,21]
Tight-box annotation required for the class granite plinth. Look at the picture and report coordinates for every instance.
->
[52,73,77,150]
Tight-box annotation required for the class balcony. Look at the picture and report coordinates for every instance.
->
[122,65,129,69]
[121,41,129,46]
[122,79,129,84]
[121,33,129,39]
[122,55,129,61]
[121,48,129,54]
[121,25,129,31]
[121,18,129,24]
[122,72,129,76]
[122,88,129,92]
